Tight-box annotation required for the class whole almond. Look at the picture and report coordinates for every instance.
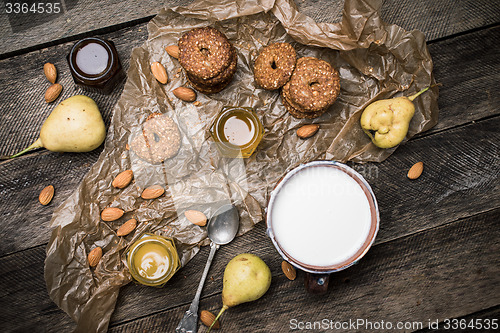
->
[88,247,102,267]
[281,261,297,280]
[45,83,62,103]
[151,62,168,84]
[407,161,424,180]
[296,124,319,139]
[173,87,196,102]
[112,170,134,188]
[117,219,137,236]
[185,210,207,226]
[200,310,220,329]
[43,63,57,83]
[165,45,180,59]
[39,185,55,205]
[141,185,165,199]
[101,207,124,221]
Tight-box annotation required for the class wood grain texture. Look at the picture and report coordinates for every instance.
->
[1,0,500,57]
[106,207,499,332]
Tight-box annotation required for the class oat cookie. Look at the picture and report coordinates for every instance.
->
[130,113,181,164]
[187,47,237,87]
[281,88,326,119]
[178,27,233,80]
[288,57,340,112]
[254,42,296,90]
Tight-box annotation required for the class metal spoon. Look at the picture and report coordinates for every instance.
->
[176,204,239,333]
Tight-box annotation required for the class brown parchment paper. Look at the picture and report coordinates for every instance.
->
[45,0,439,331]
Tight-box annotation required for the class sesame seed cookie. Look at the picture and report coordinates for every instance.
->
[254,42,297,90]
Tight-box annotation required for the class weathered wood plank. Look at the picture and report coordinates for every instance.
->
[1,0,499,57]
[106,207,499,332]
[2,207,498,332]
[417,305,500,332]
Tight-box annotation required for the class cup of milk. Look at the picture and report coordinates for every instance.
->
[266,161,379,294]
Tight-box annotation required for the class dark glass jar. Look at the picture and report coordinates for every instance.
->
[67,37,123,94]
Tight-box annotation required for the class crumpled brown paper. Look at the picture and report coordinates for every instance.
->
[45,0,438,331]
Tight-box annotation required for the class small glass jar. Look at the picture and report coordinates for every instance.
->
[210,106,264,158]
[126,233,180,287]
[67,37,123,94]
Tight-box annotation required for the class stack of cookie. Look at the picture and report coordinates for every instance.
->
[178,27,237,94]
[253,42,340,119]
[281,57,340,119]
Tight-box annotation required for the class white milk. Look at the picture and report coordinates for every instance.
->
[271,166,372,267]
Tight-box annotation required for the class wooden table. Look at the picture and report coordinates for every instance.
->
[1,0,499,332]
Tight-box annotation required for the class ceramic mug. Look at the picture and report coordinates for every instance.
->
[266,161,379,294]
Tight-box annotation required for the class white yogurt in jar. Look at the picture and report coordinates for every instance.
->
[270,165,373,268]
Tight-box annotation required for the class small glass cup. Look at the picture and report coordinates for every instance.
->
[210,106,264,158]
[126,233,180,287]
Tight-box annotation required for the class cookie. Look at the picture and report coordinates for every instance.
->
[178,27,233,80]
[187,74,233,94]
[254,42,296,90]
[287,57,340,112]
[281,88,326,119]
[187,47,237,87]
[130,113,181,164]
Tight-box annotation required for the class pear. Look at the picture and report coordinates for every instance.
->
[207,253,272,332]
[360,86,432,149]
[7,95,106,159]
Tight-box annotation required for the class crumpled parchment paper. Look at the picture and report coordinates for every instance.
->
[44,0,439,331]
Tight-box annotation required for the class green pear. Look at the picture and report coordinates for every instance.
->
[207,253,271,332]
[360,86,431,149]
[8,95,106,159]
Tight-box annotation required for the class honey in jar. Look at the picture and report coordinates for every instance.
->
[210,106,264,158]
[67,37,123,94]
[126,233,180,287]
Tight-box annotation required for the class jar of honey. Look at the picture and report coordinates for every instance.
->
[67,37,123,94]
[126,233,180,287]
[210,106,264,158]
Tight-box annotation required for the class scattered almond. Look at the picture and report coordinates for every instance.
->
[200,310,220,329]
[141,185,165,199]
[151,62,168,84]
[88,247,102,267]
[101,207,124,221]
[165,45,180,59]
[43,63,57,83]
[44,83,62,103]
[296,124,319,139]
[173,87,196,102]
[281,261,297,280]
[39,185,55,205]
[407,161,424,180]
[185,210,207,226]
[117,219,137,236]
[112,170,134,189]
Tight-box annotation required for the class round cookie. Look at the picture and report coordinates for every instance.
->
[288,57,340,112]
[187,47,237,87]
[281,88,326,119]
[178,27,233,80]
[254,42,296,90]
[187,74,233,94]
[130,113,181,164]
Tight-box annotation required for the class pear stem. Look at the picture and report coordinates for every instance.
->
[407,83,442,101]
[207,305,228,333]
[8,138,43,159]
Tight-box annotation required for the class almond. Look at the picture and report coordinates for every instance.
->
[184,210,207,226]
[407,161,424,180]
[101,207,124,221]
[141,185,165,199]
[117,218,137,236]
[43,62,57,83]
[165,45,180,59]
[296,124,319,139]
[44,83,62,103]
[173,87,196,102]
[39,185,54,205]
[151,62,168,84]
[281,261,297,280]
[112,170,134,188]
[200,310,220,329]
[88,247,102,267]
